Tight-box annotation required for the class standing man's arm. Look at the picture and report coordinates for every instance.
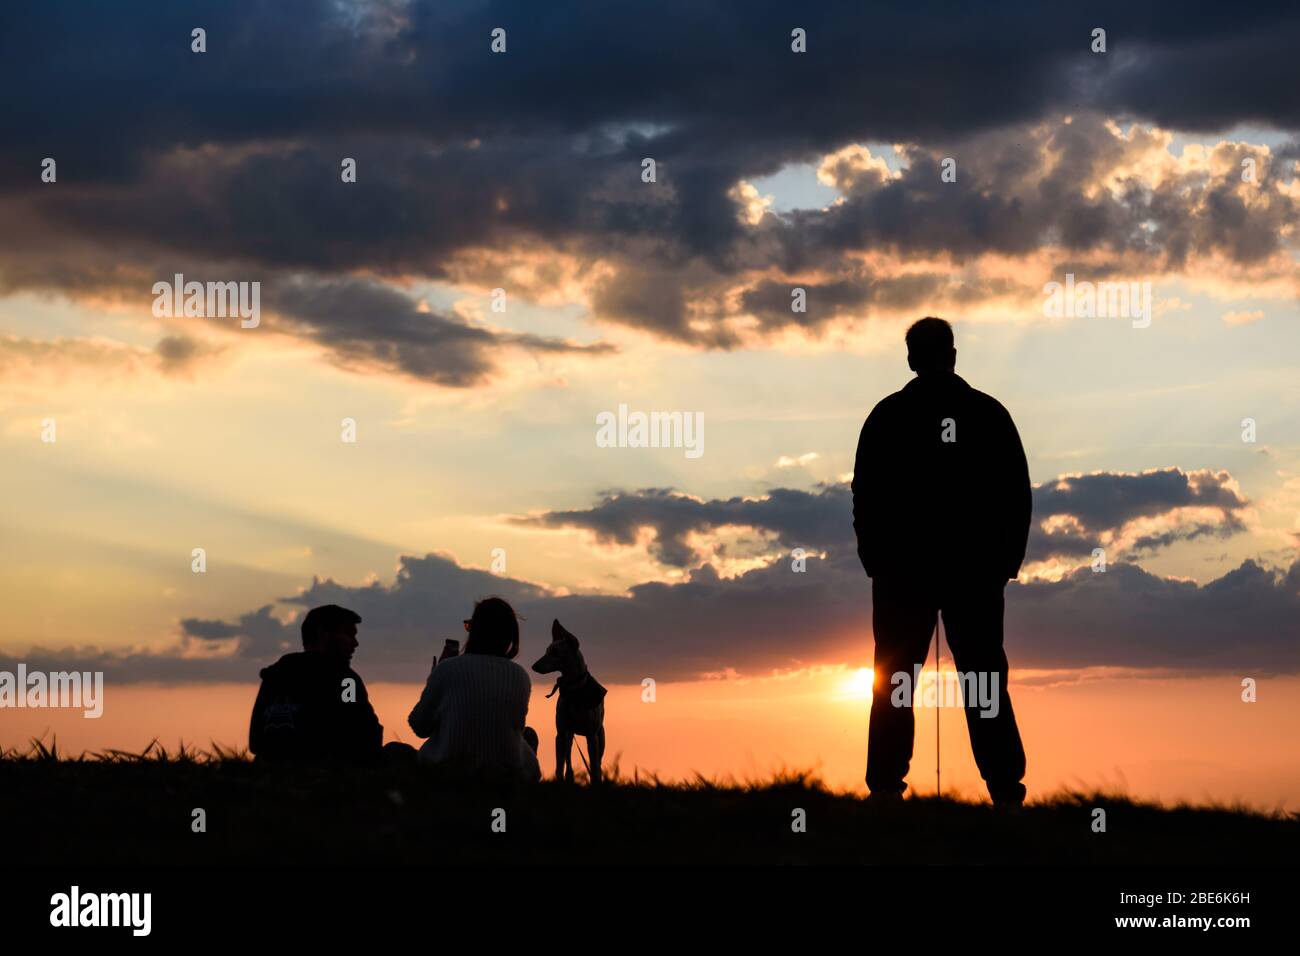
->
[851,408,883,577]
[1001,408,1033,581]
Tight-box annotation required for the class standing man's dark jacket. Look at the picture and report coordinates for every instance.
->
[852,373,1032,584]
[249,652,383,763]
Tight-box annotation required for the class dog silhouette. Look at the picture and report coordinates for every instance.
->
[532,619,607,783]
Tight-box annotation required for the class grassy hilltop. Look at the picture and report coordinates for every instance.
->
[3,740,1296,866]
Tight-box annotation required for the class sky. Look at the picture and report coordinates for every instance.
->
[1,1,1298,806]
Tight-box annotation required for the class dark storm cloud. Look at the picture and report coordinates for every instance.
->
[7,1,1297,175]
[3,1,1300,353]
[0,1,1070,181]
[1092,15,1300,132]
[8,134,663,276]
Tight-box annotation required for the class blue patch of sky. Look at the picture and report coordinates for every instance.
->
[749,143,904,212]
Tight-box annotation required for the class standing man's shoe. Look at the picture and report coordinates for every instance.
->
[989,781,1026,808]
[867,788,906,805]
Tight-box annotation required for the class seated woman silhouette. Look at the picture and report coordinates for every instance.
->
[407,596,541,783]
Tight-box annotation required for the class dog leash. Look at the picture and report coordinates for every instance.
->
[935,614,942,799]
[546,671,591,699]
[573,740,590,774]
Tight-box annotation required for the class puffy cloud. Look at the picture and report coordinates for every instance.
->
[11,545,1297,685]
[1026,468,1249,564]
[1006,559,1300,673]
[513,468,1248,570]
[512,485,852,568]
[4,464,1263,685]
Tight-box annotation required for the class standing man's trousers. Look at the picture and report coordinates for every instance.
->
[867,576,1027,803]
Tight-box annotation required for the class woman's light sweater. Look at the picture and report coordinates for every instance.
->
[407,653,541,782]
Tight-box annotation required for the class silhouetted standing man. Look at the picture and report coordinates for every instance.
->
[852,317,1031,806]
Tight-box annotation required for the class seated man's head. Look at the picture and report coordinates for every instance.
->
[464,596,520,659]
[905,316,956,374]
[301,604,361,665]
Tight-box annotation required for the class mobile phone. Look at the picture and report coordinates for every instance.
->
[441,638,460,659]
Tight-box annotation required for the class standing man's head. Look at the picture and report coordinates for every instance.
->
[905,317,956,375]
[301,604,362,666]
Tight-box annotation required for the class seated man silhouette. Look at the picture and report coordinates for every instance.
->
[852,317,1031,806]
[248,604,384,764]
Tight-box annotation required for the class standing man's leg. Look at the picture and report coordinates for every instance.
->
[940,583,1026,805]
[867,577,938,796]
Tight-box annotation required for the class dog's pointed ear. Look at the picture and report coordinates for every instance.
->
[552,619,579,645]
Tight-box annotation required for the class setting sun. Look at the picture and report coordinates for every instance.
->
[840,667,875,700]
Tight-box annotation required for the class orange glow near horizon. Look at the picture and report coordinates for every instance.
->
[4,669,1298,811]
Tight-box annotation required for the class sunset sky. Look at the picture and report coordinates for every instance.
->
[1,2,1298,807]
